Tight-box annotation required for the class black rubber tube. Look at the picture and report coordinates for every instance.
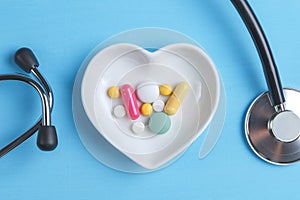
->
[0,74,50,157]
[231,0,285,106]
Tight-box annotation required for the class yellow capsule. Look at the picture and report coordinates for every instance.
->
[164,82,190,115]
[140,103,153,116]
[107,86,120,98]
[159,84,172,96]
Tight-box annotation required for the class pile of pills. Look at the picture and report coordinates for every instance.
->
[107,81,190,135]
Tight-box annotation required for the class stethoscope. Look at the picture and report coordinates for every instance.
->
[0,48,57,157]
[2,1,298,165]
[232,0,300,165]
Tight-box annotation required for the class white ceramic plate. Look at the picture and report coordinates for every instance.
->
[81,43,220,169]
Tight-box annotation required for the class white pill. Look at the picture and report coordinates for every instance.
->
[113,104,126,118]
[132,122,145,134]
[136,82,159,103]
[152,99,165,112]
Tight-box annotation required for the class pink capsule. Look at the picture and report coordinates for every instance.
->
[120,84,140,120]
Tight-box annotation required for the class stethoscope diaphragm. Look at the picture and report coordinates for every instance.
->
[245,88,300,164]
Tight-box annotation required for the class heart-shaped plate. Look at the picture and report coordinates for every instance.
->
[81,43,220,169]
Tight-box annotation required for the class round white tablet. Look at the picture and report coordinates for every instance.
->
[113,104,126,118]
[132,122,145,134]
[136,82,159,103]
[152,99,165,112]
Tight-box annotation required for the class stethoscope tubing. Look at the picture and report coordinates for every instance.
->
[231,0,285,108]
[0,68,53,157]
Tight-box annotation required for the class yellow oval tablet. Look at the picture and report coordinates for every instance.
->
[159,84,172,96]
[107,86,120,98]
[140,103,153,116]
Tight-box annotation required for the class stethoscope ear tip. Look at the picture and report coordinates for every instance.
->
[14,47,39,73]
[37,125,58,151]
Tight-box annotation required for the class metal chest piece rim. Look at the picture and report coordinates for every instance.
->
[245,88,300,165]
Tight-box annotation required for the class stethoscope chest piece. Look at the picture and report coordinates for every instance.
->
[232,0,300,165]
[245,88,300,164]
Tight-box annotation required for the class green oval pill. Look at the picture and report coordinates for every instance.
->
[148,112,171,134]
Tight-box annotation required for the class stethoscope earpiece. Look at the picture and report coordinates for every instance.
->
[232,0,300,164]
[15,47,39,73]
[37,125,58,151]
[0,47,57,157]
